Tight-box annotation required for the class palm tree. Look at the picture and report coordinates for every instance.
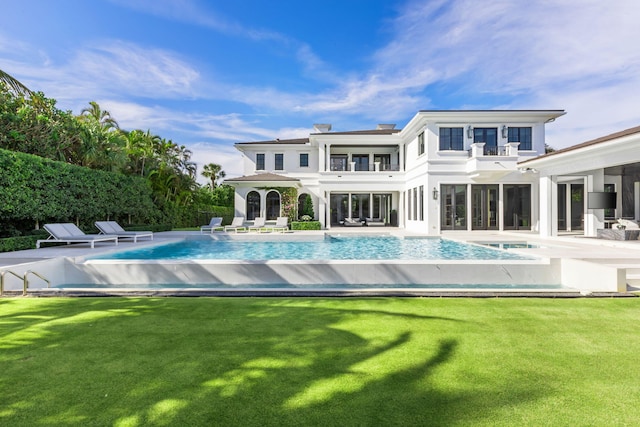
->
[80,101,119,130]
[0,69,31,97]
[125,129,160,176]
[202,163,226,189]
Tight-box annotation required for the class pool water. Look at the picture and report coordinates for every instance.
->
[94,236,535,261]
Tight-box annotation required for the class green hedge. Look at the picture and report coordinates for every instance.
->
[0,148,157,235]
[0,235,45,252]
[290,221,321,230]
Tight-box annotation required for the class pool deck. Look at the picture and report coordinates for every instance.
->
[1,228,639,297]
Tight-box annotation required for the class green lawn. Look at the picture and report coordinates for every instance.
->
[1,297,639,426]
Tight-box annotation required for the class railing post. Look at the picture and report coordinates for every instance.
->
[470,142,485,157]
[506,142,520,156]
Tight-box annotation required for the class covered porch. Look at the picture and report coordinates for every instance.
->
[522,126,640,237]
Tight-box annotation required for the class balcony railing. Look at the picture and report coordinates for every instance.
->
[467,142,520,158]
[467,146,508,156]
[328,164,401,172]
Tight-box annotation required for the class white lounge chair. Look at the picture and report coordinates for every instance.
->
[95,221,153,243]
[247,217,266,232]
[266,217,289,233]
[37,223,119,248]
[200,217,224,233]
[224,217,247,233]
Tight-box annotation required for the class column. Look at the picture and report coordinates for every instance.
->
[585,170,604,237]
[538,175,555,237]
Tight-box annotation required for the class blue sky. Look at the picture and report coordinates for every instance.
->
[2,0,639,181]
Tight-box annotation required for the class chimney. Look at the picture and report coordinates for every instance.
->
[313,123,332,133]
[376,124,396,130]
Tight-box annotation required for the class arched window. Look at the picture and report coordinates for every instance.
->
[266,191,281,220]
[246,191,261,220]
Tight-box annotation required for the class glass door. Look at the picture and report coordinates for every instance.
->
[474,128,498,155]
[504,184,531,230]
[351,194,370,220]
[571,184,584,230]
[374,154,391,171]
[373,193,391,223]
[330,155,347,171]
[557,184,567,231]
[471,185,498,230]
[441,185,467,230]
[330,194,348,225]
[352,154,369,171]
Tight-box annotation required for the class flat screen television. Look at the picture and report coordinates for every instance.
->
[587,192,616,209]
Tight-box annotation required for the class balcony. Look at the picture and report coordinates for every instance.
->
[329,163,401,172]
[467,142,519,157]
[466,142,520,178]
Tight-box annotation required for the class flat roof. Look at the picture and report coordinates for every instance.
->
[520,124,640,165]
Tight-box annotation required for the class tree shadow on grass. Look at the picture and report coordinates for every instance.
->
[0,298,545,426]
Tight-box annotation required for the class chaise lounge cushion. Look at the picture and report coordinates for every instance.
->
[617,219,640,229]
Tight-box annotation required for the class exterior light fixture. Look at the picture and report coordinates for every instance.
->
[467,125,473,139]
[432,187,439,200]
[501,125,508,139]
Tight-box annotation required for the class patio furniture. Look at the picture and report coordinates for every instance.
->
[37,223,119,249]
[265,217,289,233]
[200,217,224,233]
[95,221,154,243]
[365,217,385,227]
[247,217,266,232]
[224,217,247,233]
[343,218,363,227]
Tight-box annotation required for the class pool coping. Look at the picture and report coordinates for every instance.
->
[14,287,637,298]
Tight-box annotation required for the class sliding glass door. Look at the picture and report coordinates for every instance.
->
[504,184,531,230]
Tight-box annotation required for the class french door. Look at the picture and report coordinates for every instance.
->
[471,185,498,230]
[440,185,467,230]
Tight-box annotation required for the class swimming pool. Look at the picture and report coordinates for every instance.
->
[92,236,535,261]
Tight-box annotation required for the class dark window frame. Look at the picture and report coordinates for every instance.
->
[418,132,425,156]
[274,153,284,171]
[299,153,309,168]
[256,153,265,170]
[439,127,464,151]
[508,127,532,150]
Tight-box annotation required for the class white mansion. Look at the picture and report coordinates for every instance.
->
[226,110,640,238]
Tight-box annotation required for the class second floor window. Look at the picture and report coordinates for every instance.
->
[256,153,265,170]
[275,153,284,170]
[299,153,309,167]
[418,132,425,156]
[439,127,464,150]
[508,127,532,150]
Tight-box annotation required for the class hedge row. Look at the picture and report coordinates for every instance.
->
[0,148,157,235]
[290,221,322,230]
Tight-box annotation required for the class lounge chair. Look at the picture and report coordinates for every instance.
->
[95,221,153,243]
[365,217,385,227]
[224,217,247,233]
[247,217,266,232]
[265,216,289,233]
[200,217,224,233]
[343,218,363,227]
[37,223,119,249]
